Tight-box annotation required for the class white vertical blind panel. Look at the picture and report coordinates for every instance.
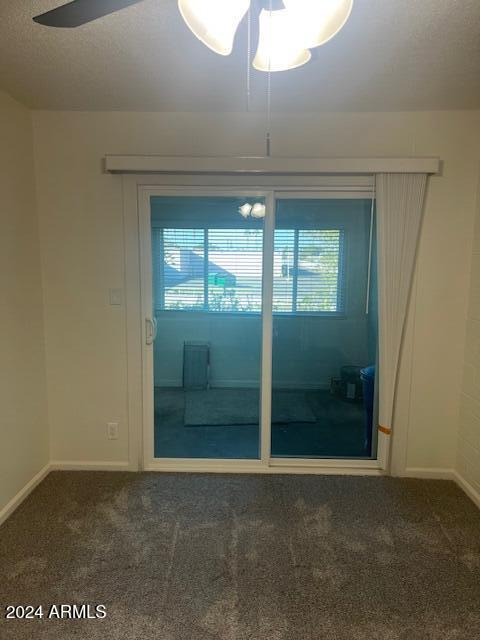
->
[376,173,428,435]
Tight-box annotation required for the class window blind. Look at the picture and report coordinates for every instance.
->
[153,227,264,312]
[273,229,345,314]
[159,228,205,310]
[153,227,345,314]
[207,229,263,312]
[297,230,344,312]
[273,230,295,312]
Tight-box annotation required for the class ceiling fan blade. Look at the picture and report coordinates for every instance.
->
[33,0,145,28]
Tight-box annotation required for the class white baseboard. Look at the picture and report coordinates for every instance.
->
[273,382,331,390]
[401,467,480,510]
[0,463,51,527]
[50,460,132,471]
[453,471,480,510]
[208,381,330,390]
[209,380,258,389]
[154,381,330,390]
[400,467,456,480]
[145,461,384,475]
[207,381,329,390]
[154,379,182,387]
[154,380,260,389]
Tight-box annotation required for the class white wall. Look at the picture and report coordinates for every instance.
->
[0,92,49,514]
[31,110,480,471]
[457,161,480,502]
[154,313,370,390]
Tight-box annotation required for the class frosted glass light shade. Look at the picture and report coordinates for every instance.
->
[283,0,353,49]
[253,9,311,72]
[250,203,266,218]
[239,203,252,218]
[178,0,250,56]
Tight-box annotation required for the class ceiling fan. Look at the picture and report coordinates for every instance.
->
[33,0,353,72]
[33,0,145,28]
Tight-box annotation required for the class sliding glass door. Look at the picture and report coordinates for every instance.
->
[271,197,377,459]
[142,187,378,466]
[150,194,266,459]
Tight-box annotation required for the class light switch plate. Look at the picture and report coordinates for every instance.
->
[109,288,123,306]
[107,422,119,440]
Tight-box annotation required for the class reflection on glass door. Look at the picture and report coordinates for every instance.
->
[271,198,378,459]
[151,195,265,459]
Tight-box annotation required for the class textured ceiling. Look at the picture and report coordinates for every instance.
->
[0,0,479,111]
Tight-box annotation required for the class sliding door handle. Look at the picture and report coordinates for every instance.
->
[145,317,155,345]
[152,316,158,341]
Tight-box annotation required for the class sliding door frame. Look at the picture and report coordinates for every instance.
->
[128,175,386,475]
[140,186,274,472]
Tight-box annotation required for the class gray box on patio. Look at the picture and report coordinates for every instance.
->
[183,341,210,389]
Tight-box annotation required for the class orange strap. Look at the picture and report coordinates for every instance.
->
[378,425,392,435]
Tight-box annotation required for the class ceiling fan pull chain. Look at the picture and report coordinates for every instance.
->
[246,3,252,113]
[266,65,271,157]
[266,0,272,157]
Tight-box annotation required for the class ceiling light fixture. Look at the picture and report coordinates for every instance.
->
[251,202,266,218]
[178,0,251,56]
[178,0,353,72]
[253,8,311,72]
[238,202,266,218]
[239,202,253,218]
[282,0,354,49]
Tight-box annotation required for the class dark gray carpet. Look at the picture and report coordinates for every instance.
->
[1,472,480,640]
[184,388,316,427]
[155,388,367,459]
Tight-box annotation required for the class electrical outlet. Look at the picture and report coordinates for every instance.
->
[107,422,119,440]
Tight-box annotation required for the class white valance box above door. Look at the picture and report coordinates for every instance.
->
[104,155,440,176]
